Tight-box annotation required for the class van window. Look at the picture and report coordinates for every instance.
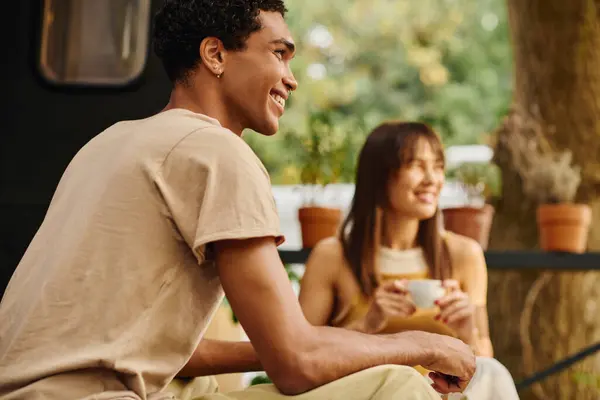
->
[40,0,151,86]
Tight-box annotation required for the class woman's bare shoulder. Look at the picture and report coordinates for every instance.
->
[305,236,349,280]
[443,231,488,304]
[313,236,345,257]
[444,230,486,266]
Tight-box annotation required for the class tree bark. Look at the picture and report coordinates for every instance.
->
[488,1,600,399]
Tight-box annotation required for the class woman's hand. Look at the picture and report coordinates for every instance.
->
[362,279,416,333]
[435,280,477,345]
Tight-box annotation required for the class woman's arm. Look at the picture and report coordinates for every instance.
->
[473,307,494,357]
[298,237,341,326]
[449,234,494,357]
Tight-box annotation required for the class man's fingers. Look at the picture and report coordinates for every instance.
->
[429,373,451,394]
[430,383,448,394]
[430,372,468,394]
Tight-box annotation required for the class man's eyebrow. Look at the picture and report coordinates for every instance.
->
[270,38,296,53]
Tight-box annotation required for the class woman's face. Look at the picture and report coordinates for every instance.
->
[387,138,445,220]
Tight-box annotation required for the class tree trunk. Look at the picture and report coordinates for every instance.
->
[488,1,600,399]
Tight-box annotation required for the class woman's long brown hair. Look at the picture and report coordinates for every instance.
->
[339,121,451,297]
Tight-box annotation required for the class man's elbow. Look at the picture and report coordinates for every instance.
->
[266,352,320,396]
[271,376,313,396]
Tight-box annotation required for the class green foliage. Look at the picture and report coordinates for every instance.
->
[245,0,512,184]
[250,374,273,386]
[279,110,367,204]
[447,161,502,206]
[281,110,365,186]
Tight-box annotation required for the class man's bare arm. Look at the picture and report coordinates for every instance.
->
[214,237,475,396]
[178,339,261,377]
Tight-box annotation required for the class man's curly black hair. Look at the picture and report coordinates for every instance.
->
[153,0,287,83]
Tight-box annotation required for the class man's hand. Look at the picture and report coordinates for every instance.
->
[406,331,476,393]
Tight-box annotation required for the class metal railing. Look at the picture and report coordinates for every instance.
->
[278,249,600,391]
[279,249,600,270]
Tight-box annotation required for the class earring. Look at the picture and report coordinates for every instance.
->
[216,70,223,79]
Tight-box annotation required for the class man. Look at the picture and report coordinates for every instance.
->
[0,1,476,399]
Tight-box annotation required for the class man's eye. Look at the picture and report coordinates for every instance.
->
[274,50,285,59]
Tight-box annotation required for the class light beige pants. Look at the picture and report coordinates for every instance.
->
[167,357,520,400]
[167,365,442,400]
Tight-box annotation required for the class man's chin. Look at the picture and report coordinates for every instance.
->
[250,120,279,136]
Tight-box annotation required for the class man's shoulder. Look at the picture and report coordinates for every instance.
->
[107,108,230,141]
[104,109,264,171]
[163,118,267,178]
[140,108,232,142]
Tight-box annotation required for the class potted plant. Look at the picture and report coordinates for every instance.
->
[499,109,592,253]
[521,151,591,253]
[442,161,502,249]
[284,111,361,248]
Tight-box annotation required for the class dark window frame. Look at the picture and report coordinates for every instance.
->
[36,0,152,90]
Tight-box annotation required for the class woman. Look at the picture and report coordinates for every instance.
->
[299,121,519,399]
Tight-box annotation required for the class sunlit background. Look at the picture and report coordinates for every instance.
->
[4,1,600,398]
[245,0,510,186]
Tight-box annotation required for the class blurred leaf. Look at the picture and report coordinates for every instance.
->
[447,161,502,205]
[250,374,273,386]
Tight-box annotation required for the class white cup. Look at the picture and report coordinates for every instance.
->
[407,279,446,309]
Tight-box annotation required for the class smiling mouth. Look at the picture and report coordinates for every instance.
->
[415,192,436,204]
[270,93,286,109]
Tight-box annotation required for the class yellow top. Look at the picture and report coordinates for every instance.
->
[332,246,456,337]
[331,246,456,375]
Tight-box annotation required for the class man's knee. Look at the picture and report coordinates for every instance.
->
[376,366,440,399]
[362,364,425,379]
[374,365,435,391]
[384,365,427,380]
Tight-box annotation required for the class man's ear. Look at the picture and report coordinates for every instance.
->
[200,37,226,77]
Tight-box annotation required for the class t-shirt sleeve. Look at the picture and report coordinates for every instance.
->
[154,127,284,262]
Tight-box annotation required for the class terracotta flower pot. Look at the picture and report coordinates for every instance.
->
[442,205,495,250]
[537,203,591,253]
[298,206,342,249]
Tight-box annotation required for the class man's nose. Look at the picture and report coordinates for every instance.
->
[283,68,298,92]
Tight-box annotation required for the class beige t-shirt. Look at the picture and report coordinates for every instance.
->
[0,109,283,399]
